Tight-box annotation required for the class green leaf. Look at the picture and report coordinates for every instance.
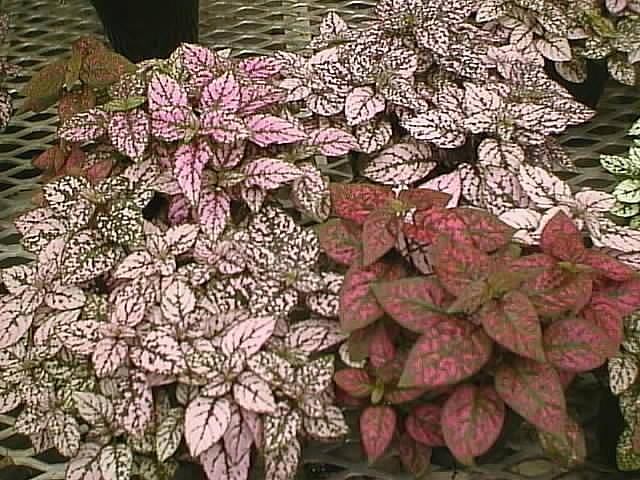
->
[614,179,640,204]
[81,50,136,89]
[538,416,586,468]
[601,154,640,177]
[20,60,67,112]
[65,49,83,89]
[611,202,640,218]
[617,427,640,471]
[102,96,147,112]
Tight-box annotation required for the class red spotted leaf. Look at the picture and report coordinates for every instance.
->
[581,250,637,282]
[362,209,398,266]
[399,318,493,388]
[531,272,593,318]
[330,183,392,224]
[397,433,432,477]
[398,188,451,210]
[478,291,545,362]
[404,208,473,247]
[441,385,505,464]
[540,211,585,262]
[334,369,373,398]
[372,277,449,333]
[317,219,362,265]
[346,325,377,363]
[339,262,405,333]
[360,406,396,463]
[431,237,492,297]
[543,317,616,372]
[405,404,445,447]
[495,358,566,435]
[368,324,396,369]
[582,298,624,347]
[592,279,640,317]
[456,208,516,252]
[384,387,426,404]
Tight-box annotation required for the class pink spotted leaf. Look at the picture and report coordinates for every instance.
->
[175,139,212,205]
[345,87,386,126]
[198,189,231,239]
[247,114,306,147]
[200,72,241,113]
[185,395,232,457]
[242,158,302,190]
[309,127,358,156]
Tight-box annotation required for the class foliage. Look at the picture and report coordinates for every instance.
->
[23,37,136,182]
[320,183,640,467]
[474,0,640,86]
[0,11,18,132]
[5,0,640,478]
[601,116,640,230]
[277,2,597,222]
[608,309,640,470]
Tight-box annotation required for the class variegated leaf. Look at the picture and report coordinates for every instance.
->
[161,279,196,323]
[242,158,302,190]
[66,443,102,480]
[73,392,115,426]
[156,408,185,462]
[99,444,133,480]
[233,372,277,414]
[221,314,277,357]
[185,395,232,456]
[363,143,435,185]
[345,87,386,126]
[0,295,34,349]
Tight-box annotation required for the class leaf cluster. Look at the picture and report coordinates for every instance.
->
[476,0,640,86]
[0,160,348,480]
[601,116,640,229]
[319,183,640,469]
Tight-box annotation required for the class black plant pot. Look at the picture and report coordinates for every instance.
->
[545,59,609,109]
[89,0,199,63]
